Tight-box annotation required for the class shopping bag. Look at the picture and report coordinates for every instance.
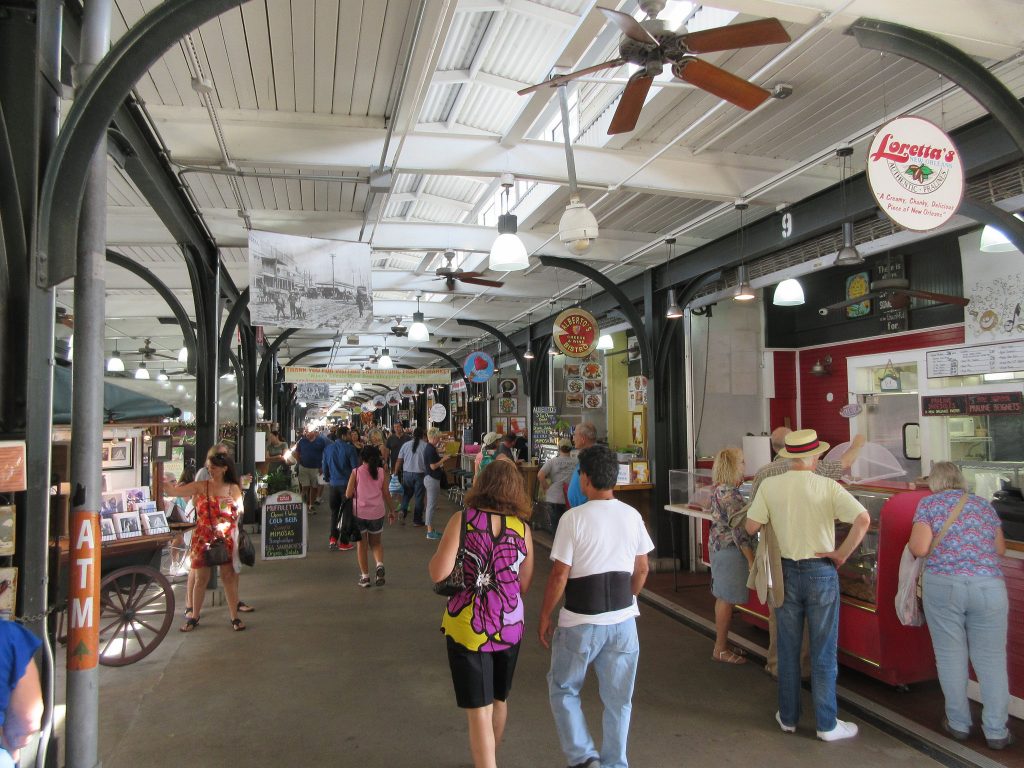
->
[894,544,926,626]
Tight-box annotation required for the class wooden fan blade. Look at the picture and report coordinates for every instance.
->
[458,271,487,279]
[517,58,628,96]
[599,8,659,45]
[459,276,505,288]
[902,289,970,307]
[680,18,790,54]
[672,58,771,111]
[820,293,881,315]
[608,73,654,135]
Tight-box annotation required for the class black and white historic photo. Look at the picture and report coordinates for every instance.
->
[249,231,373,331]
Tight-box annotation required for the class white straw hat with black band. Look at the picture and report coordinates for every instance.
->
[776,428,830,459]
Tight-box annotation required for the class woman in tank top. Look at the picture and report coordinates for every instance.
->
[429,460,534,768]
[346,446,396,588]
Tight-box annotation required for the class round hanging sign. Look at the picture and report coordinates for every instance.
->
[429,403,447,423]
[371,394,387,410]
[552,308,598,358]
[385,390,402,407]
[866,116,964,232]
[463,351,495,383]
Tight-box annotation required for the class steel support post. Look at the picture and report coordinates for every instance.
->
[186,250,221,460]
[240,324,258,523]
[66,3,112,765]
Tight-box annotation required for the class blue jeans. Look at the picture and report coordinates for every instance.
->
[922,572,1009,740]
[548,619,639,768]
[423,475,440,528]
[775,559,839,732]
[400,472,425,521]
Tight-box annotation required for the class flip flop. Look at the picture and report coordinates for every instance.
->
[180,617,199,633]
[712,649,746,664]
[231,618,246,632]
[237,601,254,613]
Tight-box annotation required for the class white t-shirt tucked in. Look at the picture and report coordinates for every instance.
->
[550,498,654,628]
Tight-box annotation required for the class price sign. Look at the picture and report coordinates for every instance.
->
[261,491,307,560]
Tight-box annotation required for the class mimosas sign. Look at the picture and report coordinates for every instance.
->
[866,116,964,232]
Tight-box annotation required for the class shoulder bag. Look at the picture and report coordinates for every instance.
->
[433,509,468,596]
[895,492,968,626]
[238,527,256,567]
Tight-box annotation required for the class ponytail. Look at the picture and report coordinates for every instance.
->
[361,446,383,481]
[411,426,426,453]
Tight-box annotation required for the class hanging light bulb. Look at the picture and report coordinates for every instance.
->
[523,313,535,359]
[833,147,864,265]
[134,362,151,380]
[773,278,805,306]
[157,368,169,381]
[378,348,394,368]
[596,333,614,351]
[733,264,756,302]
[663,239,682,319]
[177,346,188,363]
[106,347,125,373]
[489,175,529,272]
[408,293,429,341]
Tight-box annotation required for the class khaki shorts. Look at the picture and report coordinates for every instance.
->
[297,465,321,489]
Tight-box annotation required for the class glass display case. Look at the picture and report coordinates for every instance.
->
[668,469,713,509]
[834,489,888,607]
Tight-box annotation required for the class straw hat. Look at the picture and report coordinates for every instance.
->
[776,428,830,459]
[482,431,501,447]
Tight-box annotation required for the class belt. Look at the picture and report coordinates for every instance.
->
[564,572,633,615]
[781,557,833,564]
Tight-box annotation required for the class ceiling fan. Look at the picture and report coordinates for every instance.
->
[390,317,408,337]
[434,251,504,291]
[518,0,791,134]
[135,339,177,361]
[818,278,969,316]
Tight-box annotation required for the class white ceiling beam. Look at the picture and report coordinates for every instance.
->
[434,69,530,93]
[446,6,508,129]
[458,0,580,27]
[389,191,476,212]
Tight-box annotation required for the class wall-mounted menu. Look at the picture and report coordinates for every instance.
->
[926,340,1024,378]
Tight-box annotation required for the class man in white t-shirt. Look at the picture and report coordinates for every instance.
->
[539,445,654,768]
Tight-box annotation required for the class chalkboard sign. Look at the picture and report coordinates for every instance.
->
[875,257,908,332]
[532,406,557,452]
[261,491,306,560]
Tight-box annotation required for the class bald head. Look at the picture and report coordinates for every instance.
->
[770,427,792,453]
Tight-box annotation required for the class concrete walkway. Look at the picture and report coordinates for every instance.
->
[63,496,943,768]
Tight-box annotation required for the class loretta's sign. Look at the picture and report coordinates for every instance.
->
[552,308,598,358]
[866,116,964,232]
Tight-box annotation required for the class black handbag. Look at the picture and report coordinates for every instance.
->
[238,528,256,567]
[433,509,467,596]
[204,537,231,567]
[338,499,362,545]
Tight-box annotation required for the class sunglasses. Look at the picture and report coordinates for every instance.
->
[209,454,230,466]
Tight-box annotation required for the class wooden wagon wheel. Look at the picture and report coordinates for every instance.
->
[98,566,175,667]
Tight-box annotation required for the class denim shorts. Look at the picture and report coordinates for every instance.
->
[710,546,750,604]
[355,517,384,535]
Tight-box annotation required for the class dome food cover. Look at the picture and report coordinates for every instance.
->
[824,441,906,483]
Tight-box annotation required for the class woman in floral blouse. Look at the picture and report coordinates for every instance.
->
[429,460,534,768]
[708,447,755,664]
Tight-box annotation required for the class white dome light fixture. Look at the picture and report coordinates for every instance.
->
[353,382,363,391]
[177,346,188,363]
[134,362,150,380]
[378,347,394,369]
[408,293,430,342]
[596,333,614,351]
[559,196,599,255]
[106,347,125,373]
[157,369,170,382]
[773,278,805,306]
[980,213,1024,253]
[488,175,529,272]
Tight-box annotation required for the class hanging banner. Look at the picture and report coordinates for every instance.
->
[249,231,373,330]
[866,116,964,232]
[464,352,495,383]
[552,308,598,358]
[385,391,402,407]
[285,367,451,385]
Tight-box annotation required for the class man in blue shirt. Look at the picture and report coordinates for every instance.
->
[565,421,597,508]
[293,426,330,513]
[323,426,360,551]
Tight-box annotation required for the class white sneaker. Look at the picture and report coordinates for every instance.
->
[776,711,796,733]
[817,720,858,741]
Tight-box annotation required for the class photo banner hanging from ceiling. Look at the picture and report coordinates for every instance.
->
[249,231,373,330]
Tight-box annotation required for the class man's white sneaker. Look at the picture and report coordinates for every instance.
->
[775,711,796,733]
[817,720,858,741]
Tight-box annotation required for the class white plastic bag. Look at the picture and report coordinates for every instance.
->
[894,544,926,626]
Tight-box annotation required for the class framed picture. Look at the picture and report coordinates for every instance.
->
[631,411,646,446]
[112,511,142,539]
[102,439,134,470]
[616,463,632,486]
[121,487,149,510]
[140,509,170,535]
[498,396,517,415]
[151,435,172,462]
[100,517,118,543]
[0,568,16,621]
[498,378,517,396]
[631,460,650,484]
[0,506,14,556]
[100,492,124,517]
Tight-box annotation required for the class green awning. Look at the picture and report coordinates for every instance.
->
[52,365,181,424]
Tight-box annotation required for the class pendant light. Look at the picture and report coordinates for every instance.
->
[377,338,393,369]
[408,293,430,342]
[596,333,614,351]
[980,213,1024,252]
[177,346,188,364]
[732,201,755,302]
[354,382,363,391]
[489,175,529,272]
[834,146,864,266]
[106,340,125,372]
[157,368,169,382]
[134,362,151,380]
[523,313,535,359]
[773,278,805,306]
[663,238,683,319]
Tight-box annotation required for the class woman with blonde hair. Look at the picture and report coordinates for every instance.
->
[429,460,535,768]
[708,446,755,663]
[422,427,450,540]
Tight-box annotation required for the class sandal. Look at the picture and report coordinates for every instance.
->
[184,607,193,618]
[180,617,199,633]
[237,601,254,613]
[712,649,746,664]
[231,618,246,632]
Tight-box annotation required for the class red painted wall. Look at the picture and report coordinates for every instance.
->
[772,327,966,445]
[769,351,797,429]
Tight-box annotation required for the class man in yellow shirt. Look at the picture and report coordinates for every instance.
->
[745,429,870,742]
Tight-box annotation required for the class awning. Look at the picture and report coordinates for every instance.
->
[52,365,181,424]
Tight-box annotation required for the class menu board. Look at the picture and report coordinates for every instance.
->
[921,392,1023,416]
[875,258,908,333]
[261,491,306,560]
[532,406,557,450]
[926,340,1024,378]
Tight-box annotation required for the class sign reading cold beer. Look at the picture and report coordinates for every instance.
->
[866,116,964,232]
[261,491,306,560]
[552,308,598,358]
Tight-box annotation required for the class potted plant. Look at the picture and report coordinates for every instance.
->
[263,467,292,495]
